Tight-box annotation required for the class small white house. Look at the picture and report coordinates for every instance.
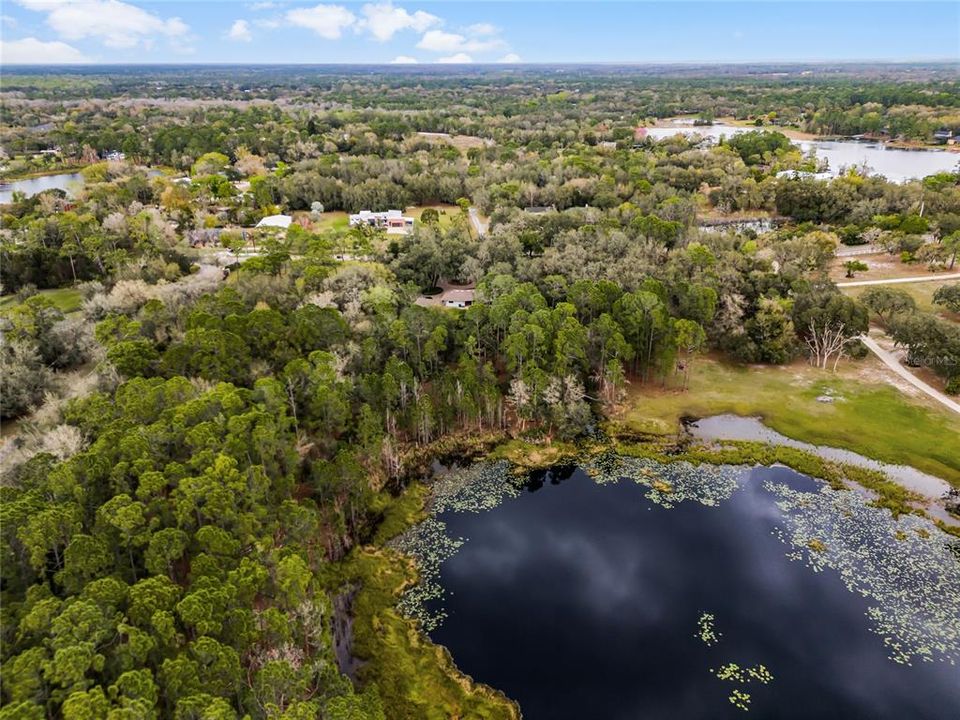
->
[255,214,293,230]
[413,283,476,310]
[349,209,414,234]
[441,289,475,309]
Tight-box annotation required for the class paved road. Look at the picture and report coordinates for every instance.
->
[468,207,488,238]
[837,272,960,288]
[860,334,960,415]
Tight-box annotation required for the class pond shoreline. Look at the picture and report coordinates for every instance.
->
[683,413,958,525]
[401,458,960,718]
[644,120,960,181]
[652,117,960,151]
[332,422,960,717]
[0,164,89,182]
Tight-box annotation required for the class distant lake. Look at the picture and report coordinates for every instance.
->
[398,460,960,720]
[0,172,85,204]
[645,124,960,183]
[0,169,163,203]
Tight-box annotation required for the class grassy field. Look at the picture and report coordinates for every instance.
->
[309,210,350,232]
[0,286,83,315]
[618,355,960,485]
[842,280,960,323]
[406,204,467,231]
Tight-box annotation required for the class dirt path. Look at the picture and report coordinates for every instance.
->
[837,272,960,288]
[860,334,960,415]
[468,207,488,238]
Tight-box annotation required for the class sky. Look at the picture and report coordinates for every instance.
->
[0,1,958,65]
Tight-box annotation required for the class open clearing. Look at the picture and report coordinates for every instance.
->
[829,252,960,283]
[619,355,960,485]
[414,131,492,153]
[843,280,960,323]
[0,286,83,315]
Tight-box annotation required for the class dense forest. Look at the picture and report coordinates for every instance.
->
[2,67,960,719]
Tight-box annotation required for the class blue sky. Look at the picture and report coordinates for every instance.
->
[1,1,958,65]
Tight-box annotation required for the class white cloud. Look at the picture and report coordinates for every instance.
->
[498,53,521,63]
[248,1,278,9]
[0,36,89,63]
[466,22,497,36]
[17,0,189,49]
[228,19,253,42]
[286,4,356,39]
[255,18,281,29]
[436,52,471,64]
[390,55,418,64]
[417,30,465,52]
[359,3,439,42]
[417,29,502,54]
[1,14,18,28]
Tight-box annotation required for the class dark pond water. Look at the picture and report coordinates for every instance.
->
[424,465,960,720]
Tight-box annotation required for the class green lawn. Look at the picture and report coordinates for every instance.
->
[0,286,83,315]
[843,281,960,324]
[620,356,960,485]
[311,211,350,232]
[406,204,466,231]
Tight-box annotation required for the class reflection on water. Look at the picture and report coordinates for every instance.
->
[406,462,960,720]
[0,169,161,203]
[645,124,960,183]
[688,414,950,502]
[0,172,85,203]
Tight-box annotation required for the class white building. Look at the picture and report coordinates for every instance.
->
[441,288,475,309]
[255,214,293,230]
[414,283,476,310]
[348,209,414,234]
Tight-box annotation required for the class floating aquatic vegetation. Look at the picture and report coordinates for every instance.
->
[767,481,960,666]
[697,613,774,712]
[696,612,721,646]
[746,665,773,684]
[806,538,827,554]
[715,663,745,682]
[399,458,744,630]
[651,479,674,494]
[391,517,464,632]
[729,689,752,712]
[713,662,774,685]
[392,461,521,631]
[429,460,522,514]
[394,455,960,673]
[585,455,744,508]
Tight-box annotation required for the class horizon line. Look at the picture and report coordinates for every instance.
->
[3,59,959,67]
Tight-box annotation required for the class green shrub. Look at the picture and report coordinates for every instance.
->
[946,376,960,396]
